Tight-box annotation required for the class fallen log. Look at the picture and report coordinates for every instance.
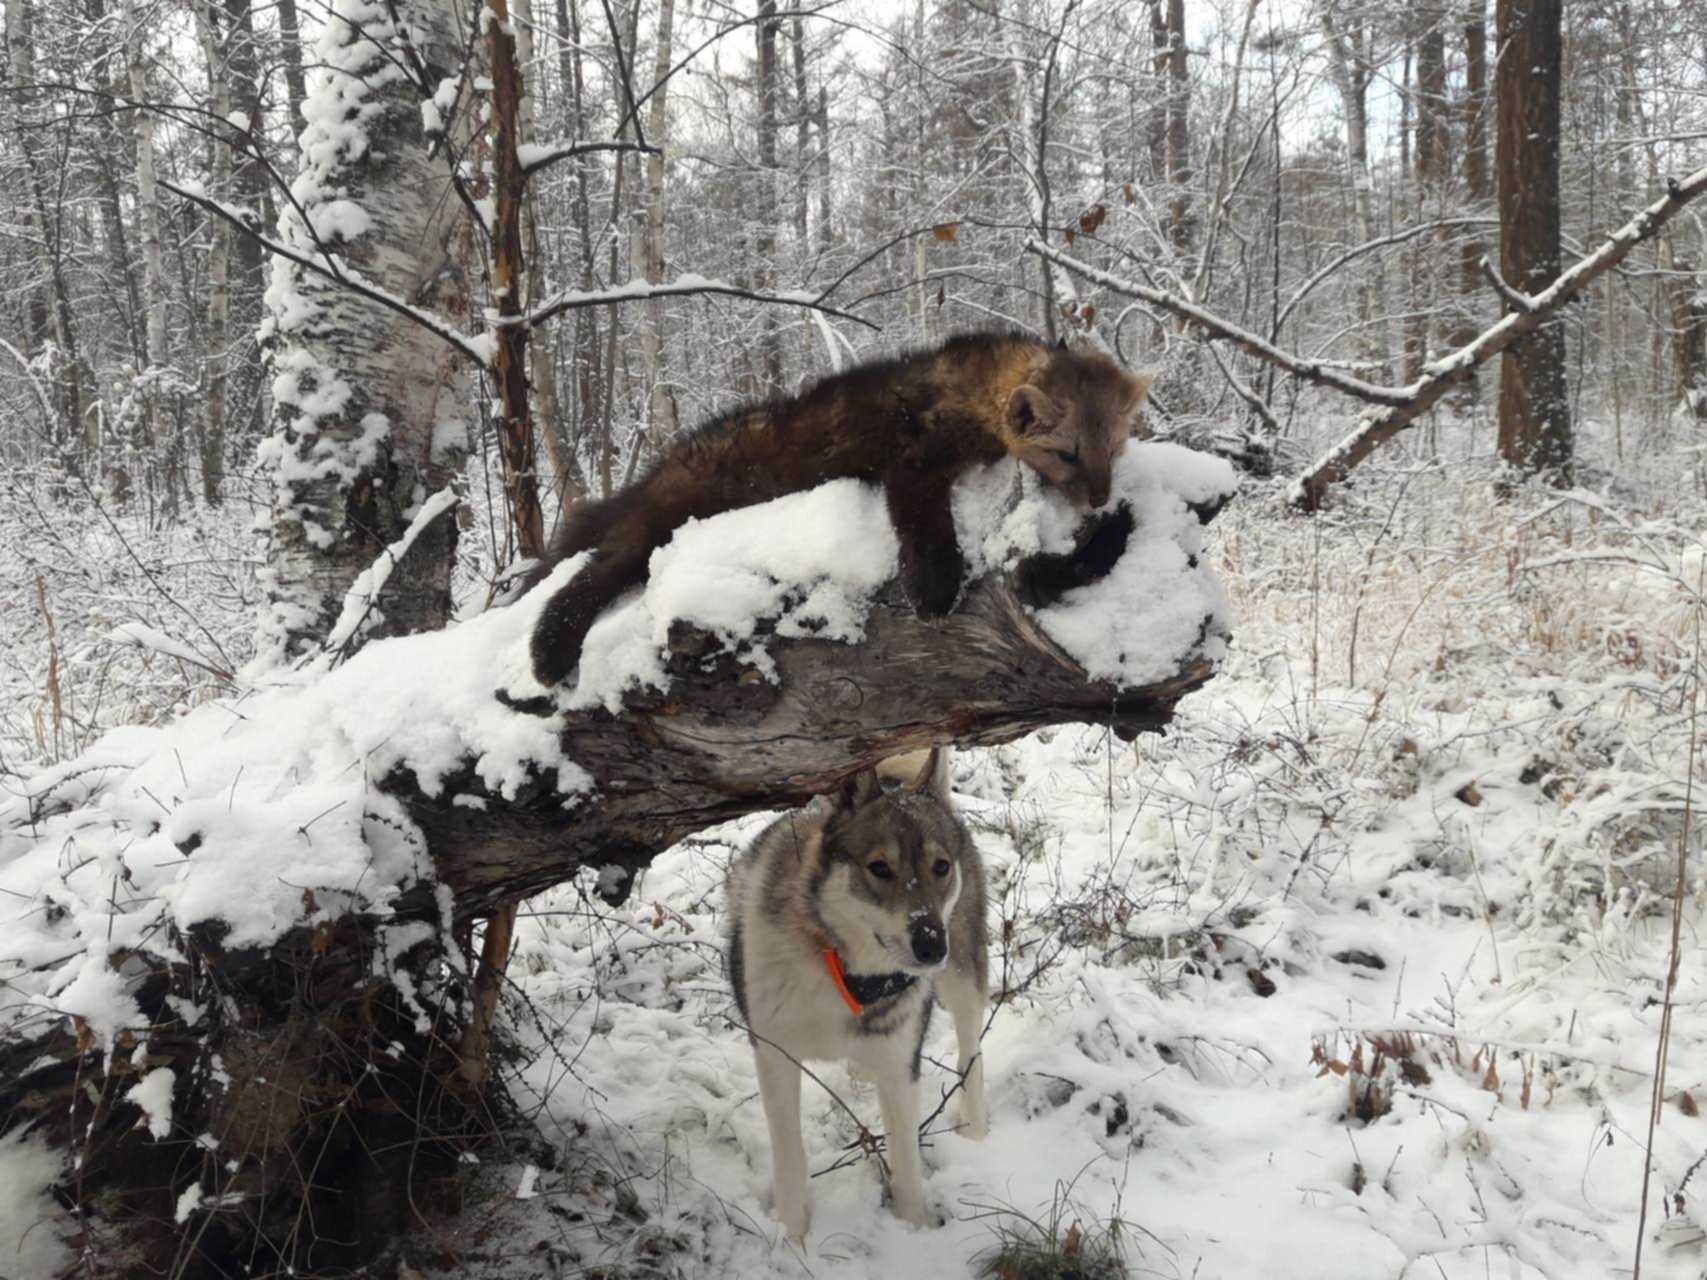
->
[0,444,1234,1277]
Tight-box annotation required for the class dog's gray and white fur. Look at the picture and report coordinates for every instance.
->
[727,749,988,1239]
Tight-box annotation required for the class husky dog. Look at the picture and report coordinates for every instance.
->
[727,750,988,1239]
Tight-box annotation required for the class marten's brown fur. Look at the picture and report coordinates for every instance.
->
[530,331,1153,685]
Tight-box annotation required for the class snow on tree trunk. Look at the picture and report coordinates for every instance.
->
[255,0,474,663]
[1495,0,1571,480]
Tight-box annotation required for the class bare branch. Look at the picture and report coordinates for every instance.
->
[1477,255,1536,314]
[519,138,658,177]
[1292,165,1707,510]
[522,275,879,331]
[160,179,494,367]
[1026,238,1414,406]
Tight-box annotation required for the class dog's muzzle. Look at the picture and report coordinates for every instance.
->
[909,918,947,967]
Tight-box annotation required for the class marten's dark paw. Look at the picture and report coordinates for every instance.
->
[1014,504,1134,610]
[530,590,594,686]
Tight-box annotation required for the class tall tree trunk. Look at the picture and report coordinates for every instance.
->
[1406,8,1447,381]
[514,0,573,528]
[484,0,544,561]
[1495,0,1571,480]
[754,0,783,390]
[195,0,233,503]
[1668,256,1707,419]
[1163,0,1190,253]
[1317,5,1389,377]
[636,0,678,448]
[1453,0,1490,350]
[256,0,474,661]
[554,0,600,512]
[274,0,308,121]
[8,0,87,467]
[815,83,832,255]
[789,8,810,247]
[125,0,174,511]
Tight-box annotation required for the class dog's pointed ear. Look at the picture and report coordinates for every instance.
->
[902,747,945,797]
[833,768,883,813]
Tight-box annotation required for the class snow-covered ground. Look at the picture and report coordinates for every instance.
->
[5,422,1707,1279]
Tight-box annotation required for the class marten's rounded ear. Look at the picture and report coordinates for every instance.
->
[833,769,883,813]
[1056,335,1070,351]
[1126,372,1156,408]
[1007,384,1062,436]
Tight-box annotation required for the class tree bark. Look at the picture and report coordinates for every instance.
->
[1453,0,1490,350]
[754,0,784,390]
[255,0,473,662]
[484,0,545,562]
[1495,0,1571,480]
[636,0,678,448]
[1162,0,1190,253]
[194,0,232,504]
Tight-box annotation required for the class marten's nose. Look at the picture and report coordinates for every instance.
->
[1088,474,1111,508]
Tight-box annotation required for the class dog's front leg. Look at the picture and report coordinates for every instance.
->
[875,1059,928,1226]
[754,1040,809,1239]
[937,970,989,1140]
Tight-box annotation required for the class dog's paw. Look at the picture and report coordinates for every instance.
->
[772,1193,809,1243]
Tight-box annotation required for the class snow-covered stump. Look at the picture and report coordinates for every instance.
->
[0,444,1234,1276]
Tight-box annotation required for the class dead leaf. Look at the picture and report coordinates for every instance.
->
[1062,1220,1083,1259]
[651,902,666,930]
[1247,968,1276,998]
[1456,781,1483,807]
[1122,182,1135,205]
[1078,204,1108,235]
[1481,1059,1500,1093]
[930,221,960,243]
[1064,228,1076,246]
[1681,1090,1699,1117]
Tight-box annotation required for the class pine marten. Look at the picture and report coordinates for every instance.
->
[530,331,1153,686]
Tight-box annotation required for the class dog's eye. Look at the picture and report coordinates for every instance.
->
[867,861,894,880]
[932,859,952,876]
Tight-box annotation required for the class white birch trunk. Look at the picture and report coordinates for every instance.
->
[255,0,474,662]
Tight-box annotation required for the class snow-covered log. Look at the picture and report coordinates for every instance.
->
[0,444,1234,1276]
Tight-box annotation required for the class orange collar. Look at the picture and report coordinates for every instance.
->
[822,947,866,1016]
[821,948,919,1016]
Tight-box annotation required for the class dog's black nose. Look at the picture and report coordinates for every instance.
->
[910,919,947,966]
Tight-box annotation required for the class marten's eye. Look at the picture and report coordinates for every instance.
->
[867,861,894,880]
[932,858,952,877]
[1051,447,1080,465]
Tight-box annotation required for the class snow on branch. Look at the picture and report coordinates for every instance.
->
[523,273,878,330]
[517,138,658,176]
[1025,238,1414,407]
[321,487,462,658]
[1029,163,1707,510]
[1288,165,1707,511]
[161,179,496,368]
